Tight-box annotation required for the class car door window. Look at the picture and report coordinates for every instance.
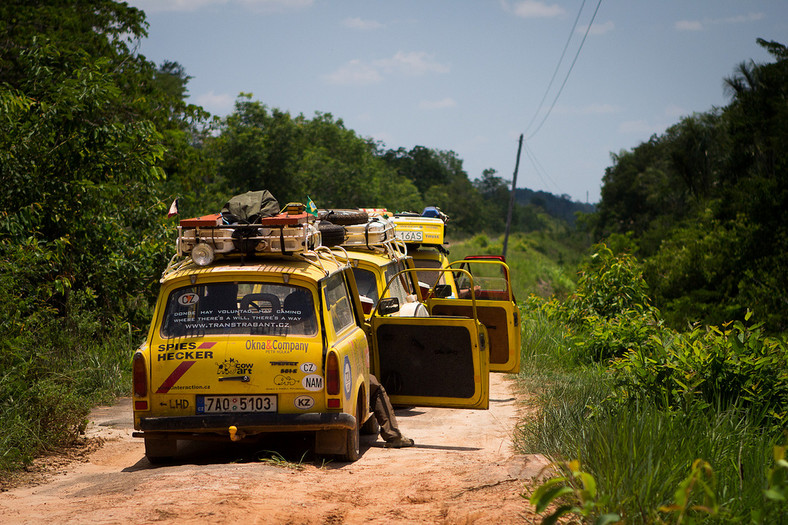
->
[351,267,379,305]
[323,273,355,335]
[385,260,415,303]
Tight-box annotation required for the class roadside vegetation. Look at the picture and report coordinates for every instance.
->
[516,245,788,523]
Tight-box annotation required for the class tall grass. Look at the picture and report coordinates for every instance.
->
[0,305,133,471]
[515,306,788,523]
[449,231,581,300]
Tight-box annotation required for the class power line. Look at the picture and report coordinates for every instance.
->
[522,0,587,137]
[523,141,563,195]
[525,0,603,141]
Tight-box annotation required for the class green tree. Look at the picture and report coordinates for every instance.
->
[212,96,421,210]
[592,38,788,332]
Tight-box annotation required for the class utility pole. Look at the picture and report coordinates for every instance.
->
[502,134,524,258]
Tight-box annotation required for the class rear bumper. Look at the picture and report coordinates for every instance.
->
[136,411,356,434]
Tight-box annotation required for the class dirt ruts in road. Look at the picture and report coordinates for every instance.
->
[0,374,549,524]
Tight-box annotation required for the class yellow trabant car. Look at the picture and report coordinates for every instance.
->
[327,212,490,409]
[132,210,490,463]
[391,211,521,374]
[325,212,489,409]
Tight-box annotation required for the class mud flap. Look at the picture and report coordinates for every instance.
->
[315,429,347,455]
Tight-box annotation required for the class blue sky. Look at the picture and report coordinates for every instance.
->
[127,0,787,203]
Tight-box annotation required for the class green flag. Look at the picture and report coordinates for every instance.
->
[306,196,318,217]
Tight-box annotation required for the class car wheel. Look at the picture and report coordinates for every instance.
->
[360,413,379,435]
[318,209,369,226]
[318,221,346,247]
[340,400,362,462]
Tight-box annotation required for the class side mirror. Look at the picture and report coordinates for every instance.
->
[433,284,452,298]
[378,297,400,316]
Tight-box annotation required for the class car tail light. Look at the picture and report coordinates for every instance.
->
[326,352,339,395]
[133,352,147,397]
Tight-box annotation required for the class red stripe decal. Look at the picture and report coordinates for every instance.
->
[198,342,216,349]
[156,361,196,393]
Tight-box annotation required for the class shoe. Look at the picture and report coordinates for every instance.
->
[384,436,414,448]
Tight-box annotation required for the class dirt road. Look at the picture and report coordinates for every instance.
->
[0,374,548,524]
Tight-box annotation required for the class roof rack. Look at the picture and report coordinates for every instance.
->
[332,216,408,258]
[177,212,320,258]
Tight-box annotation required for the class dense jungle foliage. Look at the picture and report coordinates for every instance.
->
[590,38,788,333]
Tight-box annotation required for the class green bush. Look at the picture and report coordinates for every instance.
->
[609,313,788,430]
[528,244,661,362]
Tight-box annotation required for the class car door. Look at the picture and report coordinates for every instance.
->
[367,268,489,410]
[429,257,521,374]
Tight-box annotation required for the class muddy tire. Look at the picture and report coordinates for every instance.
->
[317,209,368,226]
[145,438,177,464]
[340,401,362,462]
[318,221,346,247]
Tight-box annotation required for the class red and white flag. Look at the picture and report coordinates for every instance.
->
[167,198,179,218]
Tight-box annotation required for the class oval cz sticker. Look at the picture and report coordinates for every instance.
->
[178,293,200,306]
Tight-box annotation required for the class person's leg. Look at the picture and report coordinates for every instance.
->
[370,374,401,441]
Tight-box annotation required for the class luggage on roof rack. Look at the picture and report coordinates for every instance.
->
[340,217,396,249]
[391,214,446,246]
[177,212,319,257]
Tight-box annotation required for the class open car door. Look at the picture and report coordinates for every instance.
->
[368,268,489,409]
[428,257,521,374]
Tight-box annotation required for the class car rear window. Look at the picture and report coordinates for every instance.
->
[160,282,318,337]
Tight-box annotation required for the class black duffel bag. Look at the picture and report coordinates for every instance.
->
[221,190,280,224]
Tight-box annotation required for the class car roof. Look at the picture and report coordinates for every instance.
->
[161,255,345,285]
[341,248,409,268]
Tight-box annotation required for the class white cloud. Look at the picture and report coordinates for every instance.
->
[127,0,312,13]
[343,17,383,30]
[194,91,235,114]
[586,20,614,36]
[323,59,383,86]
[506,0,565,19]
[325,51,448,86]
[373,51,450,76]
[419,98,457,110]
[675,20,704,31]
[716,12,765,25]
[675,12,764,32]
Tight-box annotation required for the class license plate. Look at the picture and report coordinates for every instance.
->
[396,230,423,242]
[196,395,277,414]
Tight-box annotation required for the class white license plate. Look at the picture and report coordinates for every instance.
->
[196,395,277,414]
[396,230,423,242]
